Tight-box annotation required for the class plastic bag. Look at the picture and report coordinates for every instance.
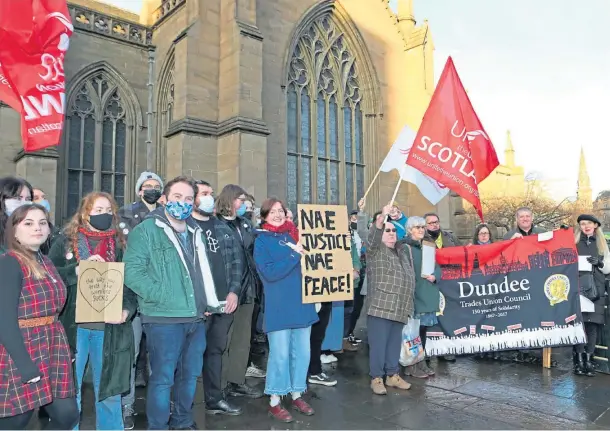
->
[399,318,424,367]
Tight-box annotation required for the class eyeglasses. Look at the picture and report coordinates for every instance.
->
[142,184,162,191]
[384,228,397,233]
[427,220,440,226]
[479,232,490,236]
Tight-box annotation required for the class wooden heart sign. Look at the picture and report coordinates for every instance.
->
[76,261,125,323]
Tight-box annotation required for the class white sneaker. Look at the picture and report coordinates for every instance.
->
[245,363,266,378]
[320,354,338,364]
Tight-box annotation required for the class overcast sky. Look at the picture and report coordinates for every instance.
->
[107,0,610,199]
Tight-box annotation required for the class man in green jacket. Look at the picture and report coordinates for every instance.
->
[124,176,223,430]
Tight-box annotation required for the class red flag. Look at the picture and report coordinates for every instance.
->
[405,57,499,220]
[0,0,72,152]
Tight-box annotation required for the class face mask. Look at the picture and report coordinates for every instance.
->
[197,195,215,214]
[89,213,113,231]
[4,198,27,216]
[350,222,358,230]
[142,189,162,205]
[37,199,51,213]
[236,202,247,217]
[427,229,440,239]
[166,201,193,220]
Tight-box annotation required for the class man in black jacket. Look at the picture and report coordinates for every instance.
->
[192,180,244,415]
[217,184,265,400]
[118,171,164,429]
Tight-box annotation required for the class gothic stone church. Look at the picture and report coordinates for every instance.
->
[0,0,459,229]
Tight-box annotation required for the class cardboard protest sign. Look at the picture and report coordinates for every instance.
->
[298,204,354,304]
[76,261,124,323]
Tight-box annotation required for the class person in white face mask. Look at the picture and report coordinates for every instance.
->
[0,176,34,252]
[191,180,245,416]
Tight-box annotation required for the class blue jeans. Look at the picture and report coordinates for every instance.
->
[144,321,207,430]
[74,327,123,430]
[265,326,311,395]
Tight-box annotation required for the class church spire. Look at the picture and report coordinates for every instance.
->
[577,147,592,208]
[504,130,515,167]
[396,0,416,36]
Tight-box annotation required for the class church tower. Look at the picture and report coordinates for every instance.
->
[577,147,593,209]
[505,130,515,167]
[396,0,416,36]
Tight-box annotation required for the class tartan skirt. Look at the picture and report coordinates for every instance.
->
[0,321,75,417]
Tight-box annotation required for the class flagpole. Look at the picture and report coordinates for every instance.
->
[361,167,382,201]
[390,165,406,205]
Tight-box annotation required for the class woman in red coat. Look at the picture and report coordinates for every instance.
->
[0,203,78,430]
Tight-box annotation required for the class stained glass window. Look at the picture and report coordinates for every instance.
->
[286,15,365,210]
[63,72,133,221]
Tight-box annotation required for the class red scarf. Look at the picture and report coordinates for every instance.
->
[73,227,117,262]
[262,220,299,242]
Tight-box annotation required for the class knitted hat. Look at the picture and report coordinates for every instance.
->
[135,171,163,194]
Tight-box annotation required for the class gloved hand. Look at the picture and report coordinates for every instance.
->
[587,256,604,268]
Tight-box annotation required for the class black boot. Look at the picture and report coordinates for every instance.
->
[584,353,596,377]
[573,351,585,376]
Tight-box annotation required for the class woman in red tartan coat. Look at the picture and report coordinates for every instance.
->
[0,203,78,430]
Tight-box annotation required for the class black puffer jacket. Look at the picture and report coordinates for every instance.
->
[576,234,610,324]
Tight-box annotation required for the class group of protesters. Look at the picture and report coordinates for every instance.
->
[0,171,608,430]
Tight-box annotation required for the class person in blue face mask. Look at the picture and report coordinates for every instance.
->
[216,184,265,400]
[123,176,213,430]
[33,187,60,255]
[191,180,244,416]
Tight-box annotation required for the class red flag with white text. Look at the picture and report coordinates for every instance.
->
[405,57,499,220]
[0,0,72,152]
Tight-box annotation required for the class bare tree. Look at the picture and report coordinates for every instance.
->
[464,195,577,232]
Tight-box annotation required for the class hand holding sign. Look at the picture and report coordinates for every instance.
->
[298,204,354,304]
[86,254,105,262]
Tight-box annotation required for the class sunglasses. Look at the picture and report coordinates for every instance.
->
[384,228,397,233]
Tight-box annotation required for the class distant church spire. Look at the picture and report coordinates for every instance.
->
[504,130,515,167]
[577,147,592,207]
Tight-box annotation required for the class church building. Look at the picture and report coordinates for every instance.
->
[0,0,445,225]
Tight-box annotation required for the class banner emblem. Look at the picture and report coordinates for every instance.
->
[544,274,570,306]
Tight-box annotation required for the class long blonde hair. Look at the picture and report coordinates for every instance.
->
[574,226,610,258]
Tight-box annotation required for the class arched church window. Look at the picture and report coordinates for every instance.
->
[286,15,365,212]
[63,72,134,220]
[156,53,175,176]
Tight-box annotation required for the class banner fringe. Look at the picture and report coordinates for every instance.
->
[425,323,586,356]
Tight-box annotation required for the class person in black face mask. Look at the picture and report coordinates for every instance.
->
[118,172,164,239]
[116,171,164,427]
[48,192,136,430]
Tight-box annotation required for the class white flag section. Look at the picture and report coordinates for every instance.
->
[381,125,450,205]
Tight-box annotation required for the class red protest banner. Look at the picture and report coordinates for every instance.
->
[405,57,499,220]
[0,0,72,152]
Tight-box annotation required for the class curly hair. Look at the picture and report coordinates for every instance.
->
[63,192,126,248]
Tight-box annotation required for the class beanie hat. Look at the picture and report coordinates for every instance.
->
[135,171,163,194]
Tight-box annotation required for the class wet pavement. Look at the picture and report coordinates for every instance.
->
[31,328,610,429]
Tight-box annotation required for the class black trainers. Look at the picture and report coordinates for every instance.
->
[227,382,264,399]
[308,373,338,387]
[347,334,363,344]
